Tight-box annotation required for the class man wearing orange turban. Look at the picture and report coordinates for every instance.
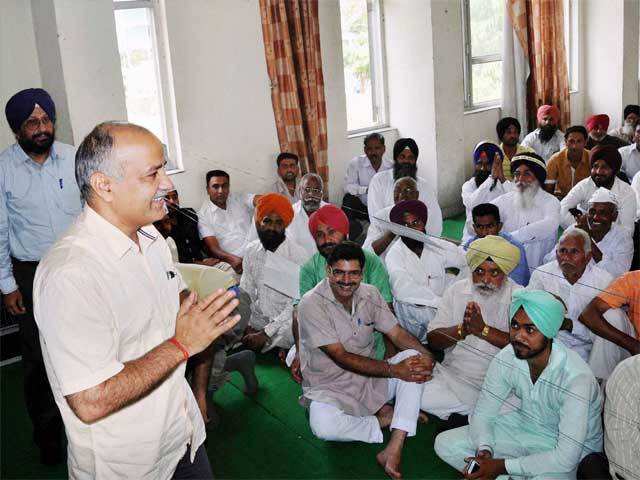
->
[585,113,629,150]
[521,104,566,161]
[241,192,308,353]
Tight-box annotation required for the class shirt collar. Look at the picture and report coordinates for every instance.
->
[15,141,58,166]
[83,206,159,260]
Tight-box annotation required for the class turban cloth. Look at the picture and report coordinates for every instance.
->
[588,187,618,208]
[509,289,565,339]
[255,193,294,227]
[5,88,56,133]
[466,235,521,275]
[564,125,587,140]
[308,204,349,238]
[473,141,503,165]
[586,114,610,132]
[393,138,419,161]
[510,152,547,185]
[590,144,622,173]
[390,199,428,225]
[537,105,560,124]
[624,104,640,119]
[496,117,521,140]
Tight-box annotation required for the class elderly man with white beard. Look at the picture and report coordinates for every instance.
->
[421,236,522,426]
[529,227,633,380]
[484,151,561,268]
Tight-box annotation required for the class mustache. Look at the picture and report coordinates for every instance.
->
[152,190,171,201]
[512,341,529,350]
[336,281,356,288]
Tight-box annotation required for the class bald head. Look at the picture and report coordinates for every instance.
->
[393,176,419,204]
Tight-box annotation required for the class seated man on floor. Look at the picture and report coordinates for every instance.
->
[585,114,629,151]
[545,126,591,200]
[544,187,633,278]
[463,203,530,287]
[489,151,561,268]
[560,145,637,232]
[298,242,434,479]
[240,193,307,353]
[198,169,257,275]
[521,104,565,161]
[609,103,639,144]
[461,141,505,242]
[618,123,640,181]
[342,132,392,240]
[422,236,522,424]
[271,152,300,203]
[496,117,534,181]
[386,200,466,343]
[154,189,219,265]
[530,228,633,380]
[363,176,419,263]
[288,173,328,260]
[367,138,442,236]
[580,270,640,357]
[435,290,603,480]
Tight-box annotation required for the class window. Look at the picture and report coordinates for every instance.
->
[461,0,504,110]
[339,0,388,133]
[564,0,579,92]
[113,0,182,172]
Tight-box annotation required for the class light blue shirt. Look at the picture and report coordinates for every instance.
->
[0,141,81,293]
[470,342,603,477]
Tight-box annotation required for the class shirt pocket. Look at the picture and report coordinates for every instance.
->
[56,172,83,215]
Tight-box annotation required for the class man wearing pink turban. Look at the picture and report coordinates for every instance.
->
[521,104,566,161]
[585,113,629,150]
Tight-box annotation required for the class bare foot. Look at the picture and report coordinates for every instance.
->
[376,449,403,479]
[375,404,394,429]
[418,411,429,424]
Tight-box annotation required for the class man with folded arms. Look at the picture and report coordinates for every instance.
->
[435,290,603,479]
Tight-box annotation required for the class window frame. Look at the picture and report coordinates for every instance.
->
[341,0,390,135]
[113,0,184,173]
[461,0,503,111]
[564,0,579,92]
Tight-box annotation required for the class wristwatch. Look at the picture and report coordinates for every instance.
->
[481,325,490,337]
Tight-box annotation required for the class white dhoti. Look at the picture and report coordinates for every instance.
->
[420,373,474,420]
[308,349,425,443]
[588,309,633,380]
[392,300,437,343]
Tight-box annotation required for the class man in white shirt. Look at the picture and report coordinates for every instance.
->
[363,176,419,263]
[270,152,300,203]
[618,123,640,181]
[560,145,637,232]
[198,169,256,275]
[287,173,328,261]
[529,228,633,380]
[342,133,393,240]
[489,152,561,268]
[385,200,466,342]
[367,138,443,237]
[544,187,633,278]
[241,193,307,353]
[33,122,241,479]
[460,141,504,242]
[609,104,640,144]
[422,236,522,422]
[521,104,566,161]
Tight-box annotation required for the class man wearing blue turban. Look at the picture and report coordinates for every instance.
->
[1,88,81,464]
[435,289,604,479]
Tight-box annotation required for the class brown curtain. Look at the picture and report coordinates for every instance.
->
[507,0,570,131]
[259,0,329,188]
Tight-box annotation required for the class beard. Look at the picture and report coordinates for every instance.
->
[282,172,296,181]
[393,162,418,180]
[539,124,557,143]
[474,170,491,187]
[472,281,501,297]
[589,131,606,142]
[401,236,423,252]
[318,242,337,258]
[514,182,539,209]
[257,228,286,252]
[18,130,55,155]
[512,337,550,359]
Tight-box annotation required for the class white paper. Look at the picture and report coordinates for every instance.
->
[263,251,301,299]
[371,214,460,251]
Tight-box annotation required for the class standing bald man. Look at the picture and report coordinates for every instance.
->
[0,88,82,464]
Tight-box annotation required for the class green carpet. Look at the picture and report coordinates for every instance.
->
[1,215,466,479]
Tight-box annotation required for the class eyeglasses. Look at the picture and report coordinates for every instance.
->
[23,116,53,131]
[330,268,363,279]
[403,218,424,228]
[303,187,323,196]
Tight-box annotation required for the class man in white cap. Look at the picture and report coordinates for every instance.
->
[544,187,633,278]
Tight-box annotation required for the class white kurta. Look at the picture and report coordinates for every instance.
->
[491,185,561,268]
[385,237,467,308]
[362,205,397,263]
[268,177,300,203]
[559,177,638,231]
[461,176,505,242]
[366,169,443,237]
[632,171,640,219]
[286,200,328,262]
[521,128,566,161]
[342,154,393,206]
[197,193,254,257]
[618,143,640,180]
[240,237,307,351]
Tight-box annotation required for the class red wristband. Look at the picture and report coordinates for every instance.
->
[169,337,189,361]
